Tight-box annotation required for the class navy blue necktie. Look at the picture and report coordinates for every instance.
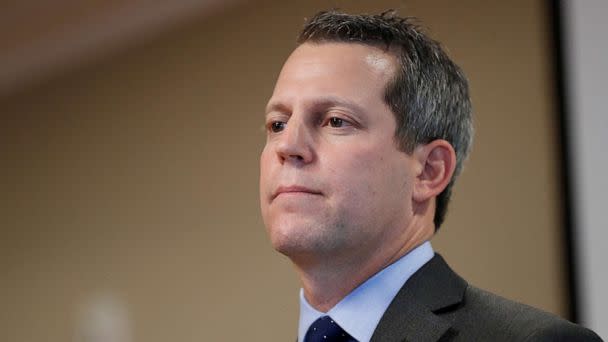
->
[304,316,358,342]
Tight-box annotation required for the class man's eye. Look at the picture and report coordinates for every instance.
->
[270,121,285,133]
[328,117,345,127]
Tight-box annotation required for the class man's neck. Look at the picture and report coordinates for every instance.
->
[295,226,433,312]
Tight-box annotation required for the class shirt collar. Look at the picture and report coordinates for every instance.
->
[298,241,434,342]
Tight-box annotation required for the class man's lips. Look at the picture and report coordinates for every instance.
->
[272,185,322,199]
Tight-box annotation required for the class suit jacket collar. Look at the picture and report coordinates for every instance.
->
[370,254,467,342]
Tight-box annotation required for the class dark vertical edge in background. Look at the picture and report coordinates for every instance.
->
[547,0,580,323]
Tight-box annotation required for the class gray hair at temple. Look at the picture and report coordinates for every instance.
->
[297,10,474,230]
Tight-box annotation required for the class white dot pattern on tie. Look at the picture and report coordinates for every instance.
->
[303,316,358,342]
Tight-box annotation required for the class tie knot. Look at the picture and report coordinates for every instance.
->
[304,316,356,342]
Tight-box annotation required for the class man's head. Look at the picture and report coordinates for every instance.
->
[298,10,473,229]
[259,10,472,266]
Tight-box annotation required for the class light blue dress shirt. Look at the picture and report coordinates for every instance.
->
[297,241,434,342]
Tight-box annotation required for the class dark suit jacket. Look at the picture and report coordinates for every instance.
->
[370,254,602,342]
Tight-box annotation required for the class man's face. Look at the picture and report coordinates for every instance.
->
[260,42,417,262]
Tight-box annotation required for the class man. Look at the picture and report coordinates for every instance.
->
[259,10,601,342]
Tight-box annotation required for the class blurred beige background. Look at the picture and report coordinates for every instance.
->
[1,0,566,341]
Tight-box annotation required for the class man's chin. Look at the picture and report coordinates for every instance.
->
[269,230,342,263]
[270,236,312,258]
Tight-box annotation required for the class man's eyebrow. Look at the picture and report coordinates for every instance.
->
[265,101,289,115]
[310,96,366,114]
[265,96,365,115]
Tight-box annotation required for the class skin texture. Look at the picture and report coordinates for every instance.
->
[259,42,456,311]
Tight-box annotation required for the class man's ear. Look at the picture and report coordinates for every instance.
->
[412,139,457,203]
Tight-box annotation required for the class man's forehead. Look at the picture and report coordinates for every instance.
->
[283,42,397,79]
[365,52,395,75]
[268,42,396,109]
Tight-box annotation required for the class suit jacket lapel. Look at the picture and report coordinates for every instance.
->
[370,254,467,342]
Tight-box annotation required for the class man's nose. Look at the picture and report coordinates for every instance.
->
[275,120,314,165]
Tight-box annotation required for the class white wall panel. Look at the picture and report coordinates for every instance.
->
[563,0,608,337]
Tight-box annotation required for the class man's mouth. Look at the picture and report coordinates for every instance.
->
[272,185,322,200]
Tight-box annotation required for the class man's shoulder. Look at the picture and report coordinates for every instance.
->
[372,253,602,341]
[451,284,602,341]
